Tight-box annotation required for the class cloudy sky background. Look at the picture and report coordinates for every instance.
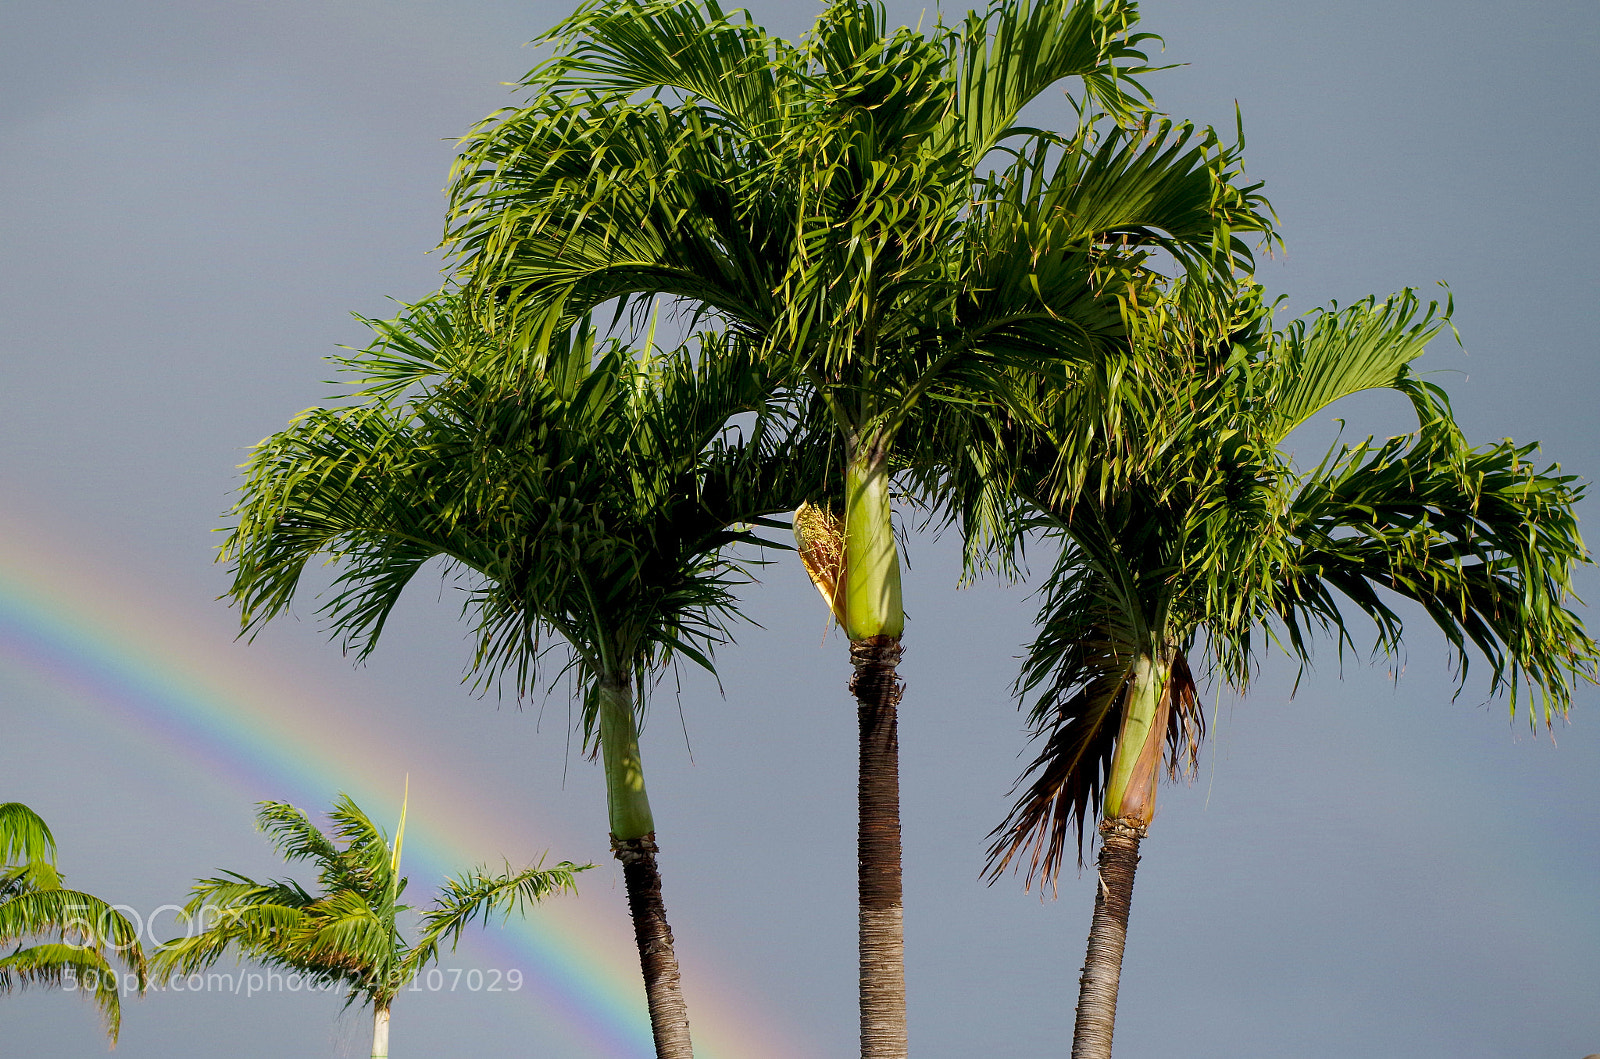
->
[2,1,1597,1056]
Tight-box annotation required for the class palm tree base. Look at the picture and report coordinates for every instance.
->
[612,833,694,1059]
[1071,820,1146,1059]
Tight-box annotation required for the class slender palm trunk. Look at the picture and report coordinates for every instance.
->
[1070,822,1144,1059]
[843,447,908,1059]
[852,634,906,1059]
[1070,653,1170,1059]
[614,834,692,1059]
[370,1003,390,1059]
[599,677,694,1059]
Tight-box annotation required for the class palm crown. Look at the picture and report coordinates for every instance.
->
[979,283,1596,884]
[226,294,816,715]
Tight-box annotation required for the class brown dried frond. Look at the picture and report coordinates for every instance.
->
[1163,652,1206,782]
[985,664,1128,893]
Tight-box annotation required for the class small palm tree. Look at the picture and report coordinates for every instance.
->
[222,294,821,1059]
[151,792,587,1059]
[0,802,147,1045]
[972,287,1596,1059]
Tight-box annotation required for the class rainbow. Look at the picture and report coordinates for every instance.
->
[0,510,805,1059]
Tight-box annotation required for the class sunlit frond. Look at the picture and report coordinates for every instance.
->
[0,804,56,869]
[0,944,128,1043]
[254,802,342,873]
[1252,290,1452,445]
[950,0,1156,155]
[409,860,591,972]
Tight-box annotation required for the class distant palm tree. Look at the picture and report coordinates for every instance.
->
[222,295,821,1059]
[0,801,148,1044]
[151,792,587,1059]
[972,287,1596,1059]
[444,3,1272,1050]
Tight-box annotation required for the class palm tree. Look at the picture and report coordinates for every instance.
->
[442,3,1272,1050]
[221,294,822,1059]
[1,801,148,1045]
[971,286,1596,1058]
[151,792,587,1059]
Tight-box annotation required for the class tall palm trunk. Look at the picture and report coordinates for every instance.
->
[844,450,907,1059]
[1071,654,1170,1059]
[370,1002,391,1059]
[599,676,694,1059]
[1070,822,1143,1059]
[852,633,905,1059]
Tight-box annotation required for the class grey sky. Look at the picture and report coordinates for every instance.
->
[2,1,1597,1057]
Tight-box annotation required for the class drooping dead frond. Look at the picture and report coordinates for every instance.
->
[1163,651,1204,783]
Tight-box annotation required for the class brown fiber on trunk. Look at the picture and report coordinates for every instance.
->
[612,834,694,1059]
[1070,821,1145,1059]
[851,634,906,1059]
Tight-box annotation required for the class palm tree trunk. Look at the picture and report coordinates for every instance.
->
[1070,821,1144,1059]
[599,677,694,1059]
[370,1002,391,1059]
[613,834,693,1059]
[852,634,906,1059]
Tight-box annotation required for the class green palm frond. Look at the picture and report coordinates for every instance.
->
[949,0,1156,154]
[0,944,128,1043]
[255,801,343,872]
[0,804,147,1043]
[322,795,401,895]
[226,293,827,724]
[0,890,144,961]
[535,0,789,129]
[0,804,57,868]
[444,0,1273,466]
[1250,290,1452,445]
[1,858,63,899]
[288,889,393,981]
[1278,426,1595,722]
[408,860,590,973]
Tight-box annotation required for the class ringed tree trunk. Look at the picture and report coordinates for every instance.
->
[845,449,907,1059]
[599,675,694,1059]
[370,1002,391,1059]
[1071,652,1172,1059]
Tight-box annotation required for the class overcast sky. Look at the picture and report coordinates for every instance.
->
[2,1,1597,1057]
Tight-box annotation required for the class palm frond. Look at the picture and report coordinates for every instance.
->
[408,860,591,972]
[0,890,145,963]
[950,0,1156,156]
[255,802,342,872]
[0,804,57,868]
[0,944,128,1043]
[1253,290,1452,445]
[1281,426,1597,723]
